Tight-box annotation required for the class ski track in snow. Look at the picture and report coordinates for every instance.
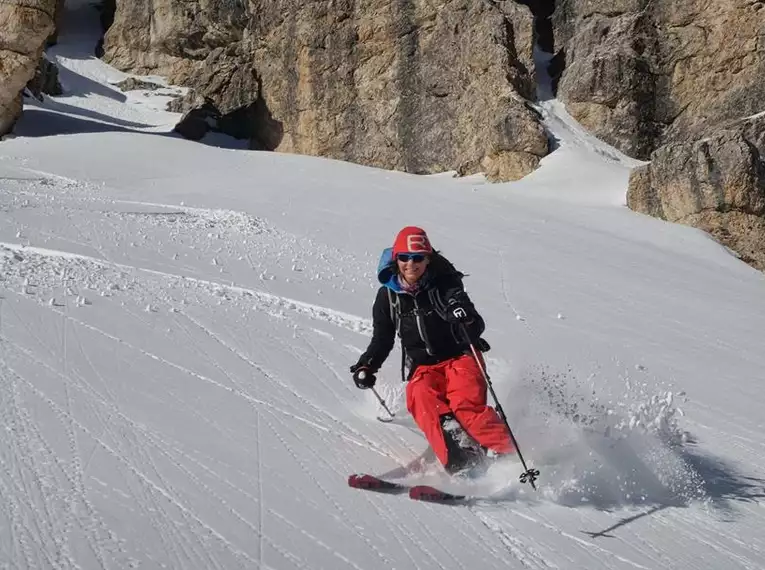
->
[0,182,398,568]
[2,171,763,569]
[1,191,512,569]
[0,236,392,459]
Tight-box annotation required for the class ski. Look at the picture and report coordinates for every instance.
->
[349,475,471,503]
[349,474,513,504]
[347,473,408,494]
[408,485,467,503]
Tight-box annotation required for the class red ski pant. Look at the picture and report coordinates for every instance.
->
[405,354,514,467]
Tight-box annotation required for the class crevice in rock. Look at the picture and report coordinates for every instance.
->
[98,0,115,34]
[247,77,284,151]
[514,0,555,54]
[247,99,284,151]
[47,0,66,46]
[547,48,565,95]
[282,9,298,151]
[510,0,559,157]
[513,0,561,95]
[392,0,421,173]
[94,0,115,57]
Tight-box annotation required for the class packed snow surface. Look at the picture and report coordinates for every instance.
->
[1,2,764,568]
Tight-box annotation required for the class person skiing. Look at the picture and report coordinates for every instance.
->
[350,226,515,475]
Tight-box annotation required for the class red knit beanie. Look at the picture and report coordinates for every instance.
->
[392,226,433,256]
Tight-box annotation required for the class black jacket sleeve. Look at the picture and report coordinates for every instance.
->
[357,287,396,371]
[438,274,486,341]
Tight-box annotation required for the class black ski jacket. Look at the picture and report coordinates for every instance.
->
[358,251,486,378]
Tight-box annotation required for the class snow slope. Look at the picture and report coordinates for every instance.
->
[1,3,765,568]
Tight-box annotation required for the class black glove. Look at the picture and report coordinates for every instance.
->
[350,362,377,389]
[445,300,472,324]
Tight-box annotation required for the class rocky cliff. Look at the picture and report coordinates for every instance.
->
[553,0,765,271]
[553,0,765,160]
[627,117,765,271]
[101,0,549,180]
[0,0,57,136]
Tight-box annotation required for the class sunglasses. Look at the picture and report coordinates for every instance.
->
[397,253,427,263]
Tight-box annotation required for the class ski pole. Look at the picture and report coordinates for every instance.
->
[356,368,395,422]
[359,370,396,422]
[370,386,395,421]
[459,322,540,490]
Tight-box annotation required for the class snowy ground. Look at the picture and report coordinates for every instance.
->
[1,2,765,569]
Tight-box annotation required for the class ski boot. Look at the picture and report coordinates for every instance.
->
[440,413,488,479]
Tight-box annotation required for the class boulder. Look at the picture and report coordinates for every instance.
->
[27,55,63,100]
[628,125,765,271]
[114,77,163,91]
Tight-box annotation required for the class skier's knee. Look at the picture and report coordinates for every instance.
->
[449,394,485,414]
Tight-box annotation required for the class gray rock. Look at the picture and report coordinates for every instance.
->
[553,0,765,160]
[27,55,63,100]
[628,128,765,271]
[101,0,548,180]
[0,0,56,135]
[114,77,163,91]
[555,0,765,271]
[167,91,207,115]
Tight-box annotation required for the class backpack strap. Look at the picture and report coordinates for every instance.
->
[387,287,399,331]
[387,288,407,383]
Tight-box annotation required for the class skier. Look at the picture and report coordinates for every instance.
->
[350,226,515,475]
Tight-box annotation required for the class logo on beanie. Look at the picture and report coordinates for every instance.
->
[407,234,430,252]
[393,226,433,255]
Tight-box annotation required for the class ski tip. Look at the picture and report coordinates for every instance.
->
[348,473,376,488]
[409,485,466,503]
[348,473,405,492]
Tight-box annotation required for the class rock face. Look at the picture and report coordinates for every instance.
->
[554,0,765,271]
[553,0,765,160]
[0,0,57,135]
[628,118,765,271]
[101,0,548,180]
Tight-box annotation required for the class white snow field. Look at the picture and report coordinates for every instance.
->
[2,2,765,569]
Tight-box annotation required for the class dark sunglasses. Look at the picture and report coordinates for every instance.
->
[397,253,427,263]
